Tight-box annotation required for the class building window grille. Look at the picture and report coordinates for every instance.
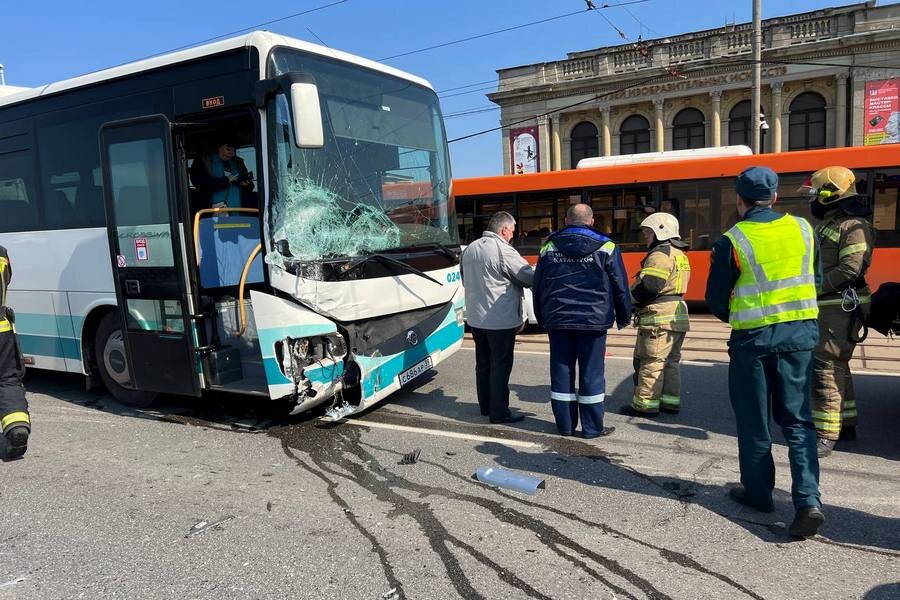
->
[620,115,651,154]
[570,121,599,166]
[673,108,706,150]
[788,92,826,150]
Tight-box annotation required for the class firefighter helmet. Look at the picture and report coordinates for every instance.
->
[802,166,857,205]
[640,212,681,241]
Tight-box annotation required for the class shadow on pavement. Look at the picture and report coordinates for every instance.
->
[474,440,900,553]
[609,362,900,461]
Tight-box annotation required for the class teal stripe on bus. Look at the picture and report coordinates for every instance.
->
[18,334,82,361]
[16,313,79,339]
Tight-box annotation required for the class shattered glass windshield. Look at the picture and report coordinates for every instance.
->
[266,50,456,265]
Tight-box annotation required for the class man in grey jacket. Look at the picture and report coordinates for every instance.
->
[461,212,535,423]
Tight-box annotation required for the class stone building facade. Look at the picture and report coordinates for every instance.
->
[490,1,900,174]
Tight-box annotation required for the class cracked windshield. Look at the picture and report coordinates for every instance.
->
[266,51,456,266]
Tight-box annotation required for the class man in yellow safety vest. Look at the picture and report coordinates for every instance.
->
[705,166,824,539]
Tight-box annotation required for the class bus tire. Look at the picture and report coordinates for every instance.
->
[94,312,157,408]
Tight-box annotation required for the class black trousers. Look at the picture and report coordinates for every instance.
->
[470,327,518,420]
[0,329,28,434]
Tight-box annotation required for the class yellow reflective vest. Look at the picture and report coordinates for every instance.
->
[723,214,819,330]
[631,244,691,330]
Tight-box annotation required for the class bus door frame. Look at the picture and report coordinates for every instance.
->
[99,115,203,397]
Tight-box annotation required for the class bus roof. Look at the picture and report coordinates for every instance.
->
[0,31,432,110]
[454,145,900,197]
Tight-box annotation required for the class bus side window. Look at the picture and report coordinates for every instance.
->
[0,150,39,233]
[873,169,900,246]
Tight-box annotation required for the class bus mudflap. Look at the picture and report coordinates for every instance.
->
[250,290,347,411]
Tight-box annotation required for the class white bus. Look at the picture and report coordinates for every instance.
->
[0,32,463,415]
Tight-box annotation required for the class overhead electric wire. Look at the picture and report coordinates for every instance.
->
[378,0,651,61]
[167,0,354,53]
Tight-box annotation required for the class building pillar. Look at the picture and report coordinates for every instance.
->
[537,115,550,172]
[710,90,722,147]
[653,99,665,152]
[835,73,848,148]
[771,82,783,153]
[551,114,562,170]
[601,105,612,156]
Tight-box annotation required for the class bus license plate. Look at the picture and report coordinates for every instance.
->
[398,356,433,386]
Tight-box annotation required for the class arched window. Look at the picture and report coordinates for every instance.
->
[789,92,826,150]
[570,121,599,166]
[620,115,651,155]
[673,108,705,150]
[728,101,751,146]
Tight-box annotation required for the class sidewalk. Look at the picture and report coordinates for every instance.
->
[505,315,900,373]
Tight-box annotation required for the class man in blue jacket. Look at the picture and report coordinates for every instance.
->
[533,204,632,438]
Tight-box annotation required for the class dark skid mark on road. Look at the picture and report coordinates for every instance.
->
[278,438,407,600]
[270,423,680,600]
[366,440,767,600]
[273,424,555,600]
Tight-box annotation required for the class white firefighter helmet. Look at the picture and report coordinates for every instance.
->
[640,212,681,241]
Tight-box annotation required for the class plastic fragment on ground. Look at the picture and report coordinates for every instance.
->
[474,466,546,495]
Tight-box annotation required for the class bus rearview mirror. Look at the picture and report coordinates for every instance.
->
[290,82,324,149]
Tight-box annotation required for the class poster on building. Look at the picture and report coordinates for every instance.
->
[509,126,539,174]
[864,79,899,145]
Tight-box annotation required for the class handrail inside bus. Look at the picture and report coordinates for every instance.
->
[238,243,263,337]
[191,207,260,267]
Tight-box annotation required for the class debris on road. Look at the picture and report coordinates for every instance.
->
[445,451,457,457]
[381,587,400,599]
[185,515,236,538]
[266,501,273,512]
[398,448,422,465]
[0,577,25,589]
[474,466,545,495]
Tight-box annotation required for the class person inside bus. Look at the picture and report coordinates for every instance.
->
[190,140,254,209]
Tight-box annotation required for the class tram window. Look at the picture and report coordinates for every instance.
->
[664,179,729,250]
[873,168,900,246]
[0,150,39,233]
[516,191,562,253]
[771,173,814,222]
[586,186,653,250]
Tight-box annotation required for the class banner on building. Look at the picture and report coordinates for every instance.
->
[864,79,899,145]
[509,126,539,174]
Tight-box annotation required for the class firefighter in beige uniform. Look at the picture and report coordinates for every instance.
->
[804,166,875,458]
[629,213,691,415]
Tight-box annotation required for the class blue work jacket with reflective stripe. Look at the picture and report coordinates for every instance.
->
[706,206,821,352]
[533,226,632,331]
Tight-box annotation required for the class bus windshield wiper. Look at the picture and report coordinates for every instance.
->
[402,241,459,261]
[340,252,444,286]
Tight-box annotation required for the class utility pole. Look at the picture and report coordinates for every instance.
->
[751,0,762,153]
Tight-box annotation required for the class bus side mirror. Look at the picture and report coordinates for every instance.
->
[290,82,324,149]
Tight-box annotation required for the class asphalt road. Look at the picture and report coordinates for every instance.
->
[1,346,898,600]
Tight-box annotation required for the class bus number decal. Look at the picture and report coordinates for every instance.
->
[446,271,461,283]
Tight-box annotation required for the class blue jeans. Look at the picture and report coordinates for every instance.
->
[548,329,607,437]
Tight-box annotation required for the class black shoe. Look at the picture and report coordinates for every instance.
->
[582,427,615,439]
[489,413,526,424]
[660,406,681,414]
[3,426,29,461]
[620,405,658,417]
[839,426,856,441]
[817,438,835,458]
[789,506,825,539]
[727,486,775,513]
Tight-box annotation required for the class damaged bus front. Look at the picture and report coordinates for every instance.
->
[248,48,463,416]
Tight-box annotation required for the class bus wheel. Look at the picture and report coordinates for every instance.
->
[94,312,157,408]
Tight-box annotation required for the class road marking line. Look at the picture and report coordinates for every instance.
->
[343,419,541,449]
